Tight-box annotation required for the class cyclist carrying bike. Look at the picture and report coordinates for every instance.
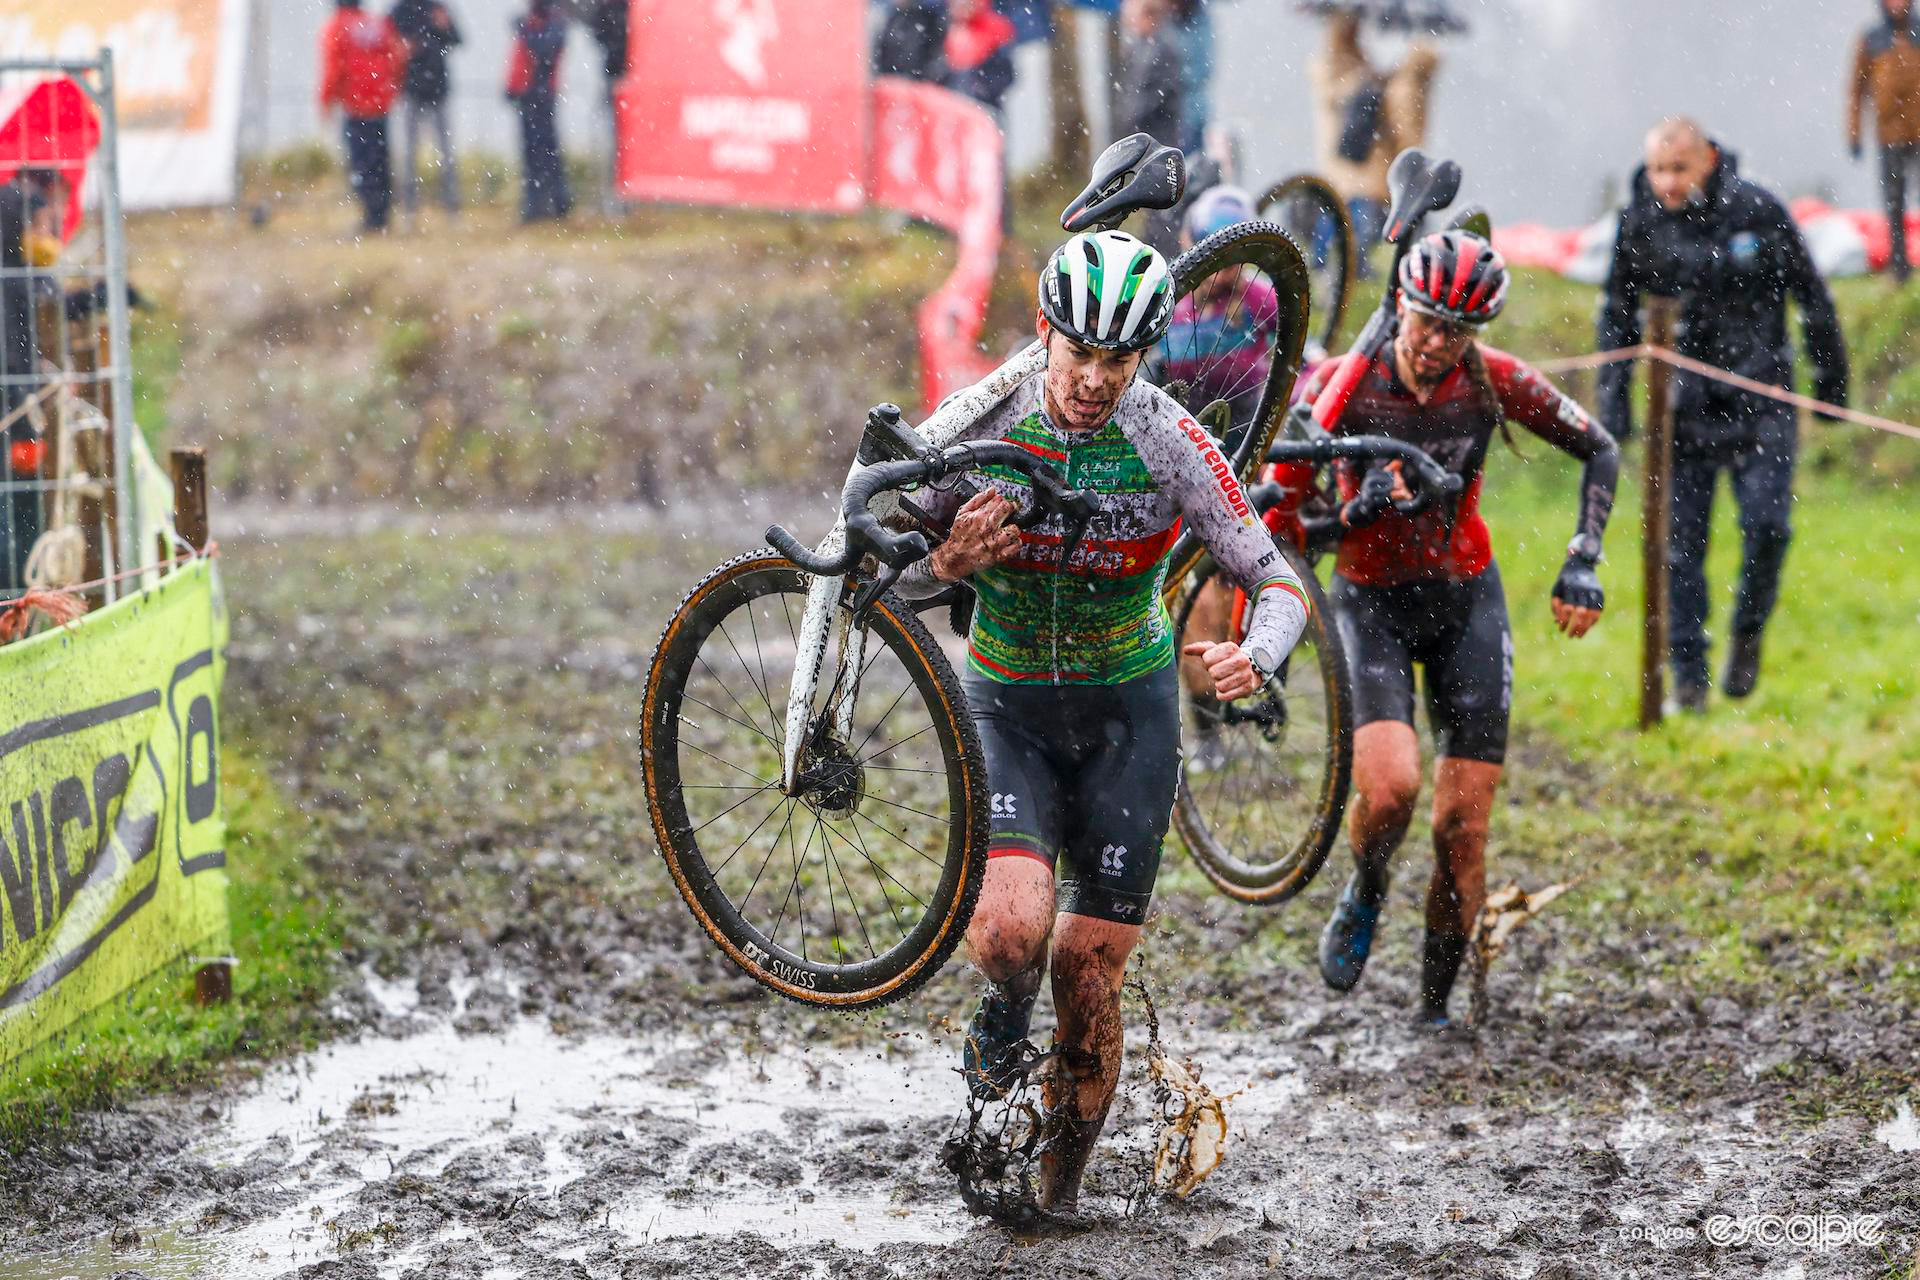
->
[1277,230,1619,1030]
[891,228,1310,1210]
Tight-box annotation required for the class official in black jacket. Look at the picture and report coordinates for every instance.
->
[1596,118,1849,710]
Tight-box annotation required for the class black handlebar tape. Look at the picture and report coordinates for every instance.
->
[766,523,863,576]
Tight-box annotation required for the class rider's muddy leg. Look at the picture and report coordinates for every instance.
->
[1348,720,1422,904]
[1423,756,1501,1016]
[966,857,1056,982]
[1038,913,1140,1211]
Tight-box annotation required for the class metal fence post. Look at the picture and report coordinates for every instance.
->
[95,48,139,593]
[1639,299,1677,730]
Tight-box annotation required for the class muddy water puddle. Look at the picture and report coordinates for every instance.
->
[3,1006,1331,1279]
[1,1020,965,1279]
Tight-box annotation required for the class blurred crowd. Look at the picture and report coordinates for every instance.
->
[317,0,628,230]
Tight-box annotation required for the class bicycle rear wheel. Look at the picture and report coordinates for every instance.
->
[641,552,987,1008]
[1257,174,1353,361]
[1171,539,1351,905]
[1158,221,1312,485]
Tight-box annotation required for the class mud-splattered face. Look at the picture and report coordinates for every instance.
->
[1038,317,1144,434]
[1394,298,1477,392]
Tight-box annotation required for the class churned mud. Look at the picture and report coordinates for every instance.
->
[3,509,1915,1279]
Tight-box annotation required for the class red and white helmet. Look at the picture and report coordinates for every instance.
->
[1397,230,1509,325]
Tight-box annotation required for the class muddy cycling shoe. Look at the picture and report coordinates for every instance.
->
[1318,876,1383,992]
[962,970,1042,1100]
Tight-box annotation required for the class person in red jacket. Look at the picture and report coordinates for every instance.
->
[318,0,408,232]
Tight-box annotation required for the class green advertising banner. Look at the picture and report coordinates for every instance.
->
[0,560,229,1066]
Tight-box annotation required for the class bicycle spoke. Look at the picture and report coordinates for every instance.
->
[682,688,780,748]
[717,617,784,748]
[743,598,786,750]
[679,737,777,787]
[861,790,954,827]
[820,820,880,962]
[735,799,799,924]
[696,632,778,750]
[688,779,783,836]
[833,816,919,943]
[858,721,936,768]
[847,810,942,905]
[709,789,789,878]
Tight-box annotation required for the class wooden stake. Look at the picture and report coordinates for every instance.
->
[170,446,208,552]
[1640,298,1677,730]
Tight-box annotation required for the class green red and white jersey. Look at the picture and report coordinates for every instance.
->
[897,374,1309,685]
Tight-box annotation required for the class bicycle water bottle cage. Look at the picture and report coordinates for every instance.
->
[1061,133,1186,233]
[1382,148,1461,246]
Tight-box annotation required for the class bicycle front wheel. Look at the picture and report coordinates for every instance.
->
[1171,540,1351,905]
[1257,173,1353,360]
[641,552,988,1008]
[1160,221,1312,484]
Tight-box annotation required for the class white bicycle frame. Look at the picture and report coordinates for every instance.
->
[778,341,1048,791]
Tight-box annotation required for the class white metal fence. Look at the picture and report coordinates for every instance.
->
[1,51,138,606]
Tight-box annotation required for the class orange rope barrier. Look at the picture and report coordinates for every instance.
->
[1530,345,1920,443]
[0,543,219,644]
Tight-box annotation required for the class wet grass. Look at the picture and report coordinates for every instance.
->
[1483,454,1920,993]
[0,754,344,1151]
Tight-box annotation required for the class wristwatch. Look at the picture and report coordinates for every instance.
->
[1566,533,1603,564]
[1246,642,1279,685]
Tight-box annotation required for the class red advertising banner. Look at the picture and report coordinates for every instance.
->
[869,78,1005,412]
[615,0,868,213]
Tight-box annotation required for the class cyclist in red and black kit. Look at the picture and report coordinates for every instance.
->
[1278,231,1620,1029]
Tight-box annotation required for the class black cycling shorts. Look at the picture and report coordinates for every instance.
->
[1329,561,1512,764]
[962,664,1180,926]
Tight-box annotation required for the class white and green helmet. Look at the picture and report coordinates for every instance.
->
[1037,230,1177,353]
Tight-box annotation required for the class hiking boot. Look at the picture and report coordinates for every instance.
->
[961,970,1041,1100]
[1723,630,1763,699]
[1317,875,1384,993]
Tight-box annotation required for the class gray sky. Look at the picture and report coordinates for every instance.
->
[259,0,1887,225]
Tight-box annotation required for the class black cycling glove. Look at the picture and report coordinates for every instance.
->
[1551,554,1605,613]
[1340,467,1398,530]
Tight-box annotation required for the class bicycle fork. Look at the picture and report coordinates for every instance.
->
[780,533,873,795]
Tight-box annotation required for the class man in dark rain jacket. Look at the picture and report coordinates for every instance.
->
[506,0,571,223]
[1596,118,1849,711]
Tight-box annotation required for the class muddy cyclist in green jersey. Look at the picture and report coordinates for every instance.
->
[890,229,1310,1212]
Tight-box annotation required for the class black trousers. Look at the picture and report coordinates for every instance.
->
[1667,405,1797,687]
[1882,141,1918,280]
[517,94,571,222]
[342,115,393,231]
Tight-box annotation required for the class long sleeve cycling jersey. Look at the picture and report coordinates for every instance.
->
[895,373,1309,685]
[1279,345,1619,586]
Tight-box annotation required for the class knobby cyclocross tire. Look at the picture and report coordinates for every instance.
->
[641,551,988,1008]
[1257,174,1353,359]
[1161,220,1312,486]
[1170,538,1351,904]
